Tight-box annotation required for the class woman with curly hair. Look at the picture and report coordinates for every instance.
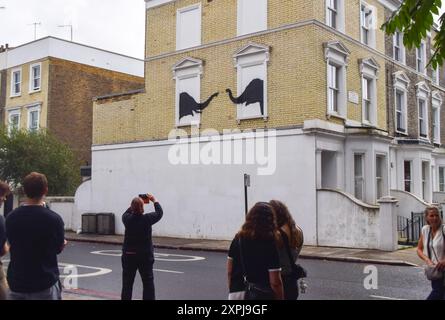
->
[227,202,284,300]
[270,200,304,300]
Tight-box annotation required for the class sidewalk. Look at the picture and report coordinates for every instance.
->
[65,231,423,267]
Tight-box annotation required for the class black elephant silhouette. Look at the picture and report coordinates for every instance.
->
[179,92,219,120]
[226,78,264,116]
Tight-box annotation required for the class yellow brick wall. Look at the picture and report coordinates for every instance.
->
[146,0,388,58]
[5,59,49,130]
[344,0,386,54]
[94,23,387,145]
[312,28,386,129]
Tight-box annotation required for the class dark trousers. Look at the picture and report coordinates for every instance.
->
[427,278,445,300]
[282,275,299,300]
[121,253,155,300]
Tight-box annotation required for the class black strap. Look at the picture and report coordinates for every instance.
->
[278,229,295,267]
[238,237,249,284]
[427,225,445,261]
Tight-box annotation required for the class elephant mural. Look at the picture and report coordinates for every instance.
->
[226,78,264,116]
[179,92,219,120]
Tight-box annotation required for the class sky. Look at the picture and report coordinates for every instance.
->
[0,1,443,60]
[0,0,146,58]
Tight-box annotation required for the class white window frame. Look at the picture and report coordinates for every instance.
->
[393,31,405,64]
[7,108,21,134]
[326,0,345,32]
[232,43,269,122]
[404,160,413,193]
[354,153,365,201]
[27,104,41,132]
[416,41,427,74]
[10,67,22,97]
[432,91,443,145]
[29,62,42,93]
[431,53,440,85]
[375,154,387,200]
[360,58,379,126]
[324,41,350,119]
[393,71,410,135]
[416,82,431,140]
[439,166,445,192]
[172,58,203,127]
[422,161,430,200]
[360,2,376,48]
[176,3,202,51]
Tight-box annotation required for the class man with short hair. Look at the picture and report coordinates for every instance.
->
[6,172,66,300]
[0,181,11,300]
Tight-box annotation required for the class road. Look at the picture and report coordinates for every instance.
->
[2,242,432,300]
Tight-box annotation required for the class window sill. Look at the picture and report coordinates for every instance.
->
[10,94,21,98]
[395,130,408,136]
[236,115,268,124]
[327,112,346,121]
[29,89,41,95]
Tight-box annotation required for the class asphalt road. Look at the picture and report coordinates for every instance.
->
[2,241,432,300]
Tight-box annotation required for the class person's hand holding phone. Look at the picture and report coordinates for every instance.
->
[147,194,157,203]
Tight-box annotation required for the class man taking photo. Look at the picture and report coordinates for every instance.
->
[6,172,66,300]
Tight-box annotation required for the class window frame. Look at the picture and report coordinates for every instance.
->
[360,2,376,48]
[416,82,431,141]
[439,166,445,192]
[432,91,443,145]
[10,67,22,97]
[233,43,270,122]
[173,58,203,128]
[27,104,41,132]
[393,71,410,135]
[416,41,426,74]
[324,41,350,119]
[29,62,42,93]
[404,160,413,193]
[7,108,21,134]
[354,153,365,201]
[393,31,405,64]
[176,3,202,51]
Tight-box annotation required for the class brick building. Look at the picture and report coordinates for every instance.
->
[75,0,444,249]
[0,37,145,166]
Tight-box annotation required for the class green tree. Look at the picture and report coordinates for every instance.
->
[0,128,81,196]
[382,0,445,69]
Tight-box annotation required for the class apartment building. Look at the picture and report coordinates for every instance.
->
[75,0,444,249]
[0,37,145,166]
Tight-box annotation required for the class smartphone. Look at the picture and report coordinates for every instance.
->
[139,194,149,200]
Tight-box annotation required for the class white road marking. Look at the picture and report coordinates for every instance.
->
[91,250,206,262]
[370,295,407,300]
[153,268,184,274]
[58,263,112,279]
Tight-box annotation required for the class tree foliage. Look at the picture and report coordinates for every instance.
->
[0,128,81,196]
[382,0,445,69]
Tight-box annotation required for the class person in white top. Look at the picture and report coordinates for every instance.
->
[417,206,445,300]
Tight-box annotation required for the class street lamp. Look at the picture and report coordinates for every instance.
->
[58,24,73,42]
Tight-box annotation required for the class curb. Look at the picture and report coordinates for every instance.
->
[65,236,418,267]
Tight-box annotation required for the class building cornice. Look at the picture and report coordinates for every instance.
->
[145,0,176,10]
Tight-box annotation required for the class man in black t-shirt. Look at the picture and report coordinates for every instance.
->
[6,172,66,300]
[0,181,11,300]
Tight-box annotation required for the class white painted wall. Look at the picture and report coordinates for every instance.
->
[4,37,144,77]
[74,180,93,233]
[46,197,75,231]
[78,130,319,244]
[390,189,430,219]
[317,189,382,249]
